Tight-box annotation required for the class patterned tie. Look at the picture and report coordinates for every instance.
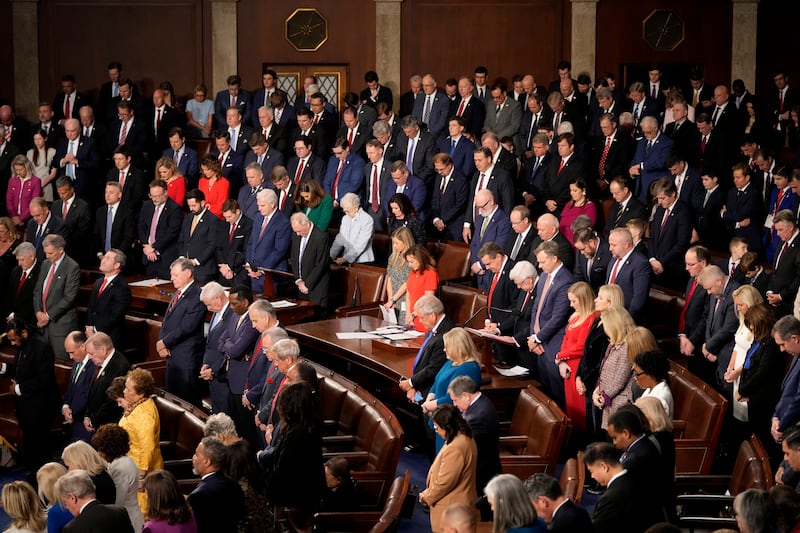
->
[294,159,305,184]
[118,121,128,145]
[533,273,552,333]
[42,262,56,314]
[598,136,611,178]
[166,289,182,315]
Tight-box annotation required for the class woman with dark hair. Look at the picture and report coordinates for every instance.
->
[419,405,478,533]
[198,155,230,219]
[738,303,784,465]
[266,382,324,533]
[142,470,198,533]
[225,440,270,533]
[559,177,597,245]
[632,350,673,420]
[26,130,55,202]
[404,244,439,332]
[92,423,144,531]
[321,456,360,512]
[388,192,426,245]
[771,484,800,533]
[742,99,771,146]
[295,179,333,231]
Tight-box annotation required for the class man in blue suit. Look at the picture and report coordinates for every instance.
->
[722,163,765,253]
[62,331,96,443]
[212,132,245,191]
[250,69,286,126]
[51,118,98,203]
[156,258,207,407]
[188,437,244,532]
[322,136,366,208]
[245,189,291,293]
[772,316,800,442]
[699,265,740,392]
[243,132,283,180]
[438,117,476,178]
[629,116,673,201]
[431,153,469,242]
[647,178,693,290]
[606,227,651,322]
[469,189,512,291]
[412,74,450,140]
[528,240,574,407]
[199,282,234,414]
[214,74,252,128]
[383,161,426,218]
[163,127,199,187]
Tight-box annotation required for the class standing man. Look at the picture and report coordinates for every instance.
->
[678,246,714,385]
[431,153,469,242]
[178,189,219,284]
[772,316,800,444]
[27,197,69,261]
[51,177,93,267]
[216,199,252,288]
[698,265,740,392]
[50,118,98,202]
[188,437,244,533]
[61,331,96,443]
[198,282,235,414]
[85,249,131,347]
[468,189,512,290]
[767,210,800,317]
[82,332,130,437]
[245,189,291,293]
[628,116,673,201]
[33,234,80,360]
[163,127,200,187]
[647,177,692,290]
[606,228,651,322]
[363,139,390,232]
[138,179,182,279]
[156,258,206,406]
[290,213,331,317]
[4,242,40,325]
[94,181,137,259]
[573,227,611,291]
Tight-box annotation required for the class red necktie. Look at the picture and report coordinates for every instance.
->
[314,115,320,125]
[218,152,224,163]
[701,136,707,153]
[269,375,287,422]
[62,200,68,220]
[332,161,344,199]
[609,258,622,284]
[295,159,305,184]
[166,289,182,314]
[156,108,162,130]
[64,96,71,120]
[456,99,466,117]
[98,278,108,295]
[118,121,128,145]
[678,279,697,332]
[230,94,236,108]
[776,189,786,213]
[245,338,263,390]
[15,271,26,296]
[660,208,670,235]
[93,364,102,383]
[487,271,500,317]
[347,129,354,147]
[557,159,565,174]
[370,165,379,212]
[229,223,236,243]
[777,242,789,268]
[279,190,287,212]
[598,137,611,178]
[119,171,125,191]
[521,291,531,311]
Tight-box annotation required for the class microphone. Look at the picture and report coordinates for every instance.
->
[462,306,515,328]
[353,275,365,333]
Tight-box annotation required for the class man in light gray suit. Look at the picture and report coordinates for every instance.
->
[33,234,80,359]
[483,83,523,140]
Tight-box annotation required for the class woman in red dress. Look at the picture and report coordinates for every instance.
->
[198,155,230,219]
[556,281,599,434]
[404,244,439,332]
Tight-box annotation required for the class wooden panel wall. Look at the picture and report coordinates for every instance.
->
[38,0,205,105]
[400,0,566,89]
[755,0,800,97]
[236,0,375,98]
[0,0,13,106]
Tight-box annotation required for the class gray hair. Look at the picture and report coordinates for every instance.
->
[257,106,274,117]
[447,375,478,397]
[262,326,289,343]
[55,469,95,501]
[273,338,300,361]
[249,298,276,319]
[537,213,559,229]
[200,281,226,301]
[340,192,360,210]
[199,437,228,470]
[290,212,311,227]
[774,315,800,341]
[640,116,658,130]
[523,473,562,500]
[414,294,444,316]
[509,260,536,282]
[484,474,537,532]
[42,234,65,250]
[441,503,477,532]
[170,257,195,273]
[203,413,238,438]
[372,120,391,137]
[733,489,776,533]
[13,242,35,257]
[256,188,277,206]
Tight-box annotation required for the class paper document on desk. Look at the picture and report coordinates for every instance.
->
[379,304,398,324]
[384,331,425,340]
[336,332,380,340]
[270,300,298,308]
[493,365,529,377]
[373,326,405,334]
[129,278,170,287]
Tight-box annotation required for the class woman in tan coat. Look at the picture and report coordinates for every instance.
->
[419,404,478,533]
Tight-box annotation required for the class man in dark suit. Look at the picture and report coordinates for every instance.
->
[269,166,298,220]
[270,92,296,133]
[431,153,469,242]
[212,131,246,191]
[198,282,236,414]
[0,129,20,196]
[648,177,692,289]
[0,105,32,152]
[178,189,220,284]
[107,101,150,169]
[253,105,290,162]
[57,470,134,533]
[156,258,206,406]
[668,155,704,220]
[27,198,69,261]
[224,107,254,157]
[138,179,182,278]
[488,260,538,372]
[697,173,727,250]
[505,206,536,263]
[522,134,553,218]
[528,241,574,407]
[411,74,450,140]
[51,118,98,203]
[664,101,701,167]
[696,113,731,181]
[214,74,252,129]
[767,210,800,317]
[245,189,292,294]
[585,442,662,533]
[250,69,287,126]
[216,199,252,288]
[399,75,423,118]
[452,77,486,141]
[479,242,518,322]
[525,473,593,533]
[469,190,512,291]
[110,78,150,124]
[308,92,338,158]
[150,89,184,153]
[679,246,715,385]
[399,295,453,403]
[771,71,799,139]
[464,148,515,235]
[592,113,634,192]
[363,140,391,232]
[626,82,660,128]
[33,234,80,360]
[97,62,132,123]
[372,117,401,164]
[85,250,131,348]
[286,135,326,185]
[95,181,137,259]
[34,103,65,147]
[290,212,331,317]
[4,242,40,327]
[396,115,437,187]
[722,163,765,253]
[322,136,366,208]
[107,145,147,216]
[83,331,131,433]
[573,227,611,291]
[53,74,91,124]
[528,213,575,271]
[629,116,673,201]
[545,132,584,216]
[238,163,267,221]
[438,117,476,179]
[1,318,58,471]
[189,437,245,533]
[383,161,426,217]
[52,176,93,266]
[337,107,372,160]
[78,106,108,160]
[516,93,550,160]
[772,316,800,442]
[605,175,648,235]
[163,127,200,187]
[699,265,740,392]
[61,331,96,443]
[607,227,651,321]
[360,70,393,109]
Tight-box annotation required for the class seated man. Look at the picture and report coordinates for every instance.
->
[320,456,361,512]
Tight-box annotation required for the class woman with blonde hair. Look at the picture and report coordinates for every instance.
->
[295,178,334,231]
[36,462,70,533]
[592,308,637,431]
[6,155,41,229]
[577,284,625,440]
[556,282,598,434]
[61,441,116,504]
[725,284,764,423]
[422,327,483,452]
[1,480,46,533]
[384,227,414,324]
[155,157,187,207]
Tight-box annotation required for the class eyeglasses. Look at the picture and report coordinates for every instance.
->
[633,369,647,378]
[476,201,490,210]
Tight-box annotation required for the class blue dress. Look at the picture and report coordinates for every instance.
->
[507,518,548,533]
[429,360,482,452]
[47,503,73,533]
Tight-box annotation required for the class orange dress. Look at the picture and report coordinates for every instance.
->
[557,312,599,433]
[407,268,439,332]
[198,176,230,219]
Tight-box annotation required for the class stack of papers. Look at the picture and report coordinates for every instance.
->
[493,365,530,377]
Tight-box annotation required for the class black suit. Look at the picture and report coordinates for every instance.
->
[648,201,692,289]
[452,96,486,140]
[286,154,326,185]
[430,168,469,242]
[107,166,148,216]
[768,234,800,317]
[497,286,537,371]
[63,500,134,533]
[275,182,298,220]
[464,167,515,226]
[5,261,41,326]
[681,275,713,384]
[604,196,648,234]
[528,232,575,271]
[290,225,331,316]
[137,198,183,278]
[409,316,454,397]
[574,238,612,291]
[188,471,245,533]
[107,118,150,165]
[696,187,726,249]
[396,131,438,185]
[52,196,93,265]
[549,499,593,533]
[178,208,220,284]
[698,131,730,180]
[52,91,91,123]
[26,214,69,261]
[665,119,701,167]
[150,105,184,152]
[463,394,501,493]
[505,228,536,263]
[360,85,393,109]
[85,351,131,430]
[336,123,372,160]
[545,155,585,214]
[257,123,290,160]
[94,203,137,257]
[86,275,131,347]
[215,215,253,287]
[399,91,421,119]
[593,132,634,185]
[592,471,661,533]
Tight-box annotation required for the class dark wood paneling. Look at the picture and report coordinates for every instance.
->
[0,0,14,107]
[596,0,732,90]
[236,0,375,101]
[401,0,565,89]
[39,0,205,103]
[755,0,800,98]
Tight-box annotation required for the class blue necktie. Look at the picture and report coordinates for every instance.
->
[450,139,456,155]
[105,207,113,252]
[406,138,416,169]
[412,330,434,373]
